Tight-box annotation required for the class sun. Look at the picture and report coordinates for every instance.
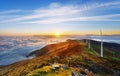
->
[55,32,61,37]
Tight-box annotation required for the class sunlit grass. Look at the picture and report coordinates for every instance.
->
[27,66,72,76]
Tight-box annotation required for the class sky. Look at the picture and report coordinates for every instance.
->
[0,0,120,36]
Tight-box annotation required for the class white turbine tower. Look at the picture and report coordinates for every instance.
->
[87,35,91,49]
[100,30,103,57]
[88,38,91,49]
[86,35,89,48]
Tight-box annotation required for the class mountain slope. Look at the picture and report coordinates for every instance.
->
[28,40,85,57]
[0,39,120,76]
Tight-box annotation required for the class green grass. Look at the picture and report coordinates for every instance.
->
[32,71,47,76]
[85,48,99,56]
[109,56,120,62]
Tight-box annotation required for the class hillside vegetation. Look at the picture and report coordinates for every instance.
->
[0,39,120,76]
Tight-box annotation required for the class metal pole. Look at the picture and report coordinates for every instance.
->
[88,39,90,49]
[100,30,103,57]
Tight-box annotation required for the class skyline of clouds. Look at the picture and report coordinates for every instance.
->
[0,0,120,35]
[0,1,120,24]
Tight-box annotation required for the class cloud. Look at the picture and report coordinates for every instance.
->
[49,2,61,8]
[22,14,120,24]
[3,5,80,22]
[0,1,120,24]
[0,10,22,14]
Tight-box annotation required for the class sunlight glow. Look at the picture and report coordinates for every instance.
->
[55,32,61,37]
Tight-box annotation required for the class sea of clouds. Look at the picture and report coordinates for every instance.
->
[0,36,66,65]
[0,35,119,65]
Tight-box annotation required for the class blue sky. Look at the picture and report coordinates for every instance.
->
[0,0,120,35]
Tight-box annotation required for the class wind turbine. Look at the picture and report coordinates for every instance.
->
[85,35,88,46]
[88,35,91,49]
[86,35,91,49]
[100,30,103,57]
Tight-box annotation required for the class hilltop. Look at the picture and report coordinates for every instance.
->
[27,39,85,57]
[0,39,120,76]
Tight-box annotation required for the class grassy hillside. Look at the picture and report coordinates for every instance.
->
[28,39,85,57]
[0,39,120,76]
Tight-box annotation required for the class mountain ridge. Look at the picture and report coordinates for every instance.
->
[0,39,120,76]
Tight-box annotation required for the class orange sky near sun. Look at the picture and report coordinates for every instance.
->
[0,31,120,36]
